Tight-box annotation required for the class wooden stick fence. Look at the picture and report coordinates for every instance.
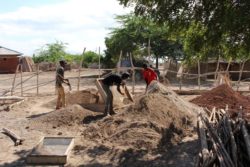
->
[3,61,250,97]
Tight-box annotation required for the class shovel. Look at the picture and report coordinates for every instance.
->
[64,79,72,91]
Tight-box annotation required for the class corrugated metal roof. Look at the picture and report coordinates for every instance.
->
[0,46,22,56]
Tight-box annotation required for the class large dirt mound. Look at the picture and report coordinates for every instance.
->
[78,83,202,166]
[191,84,250,118]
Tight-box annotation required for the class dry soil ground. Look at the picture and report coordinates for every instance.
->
[0,69,248,167]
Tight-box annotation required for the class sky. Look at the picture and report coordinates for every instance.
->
[0,0,132,55]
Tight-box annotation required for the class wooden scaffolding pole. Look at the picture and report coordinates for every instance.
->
[11,64,20,96]
[117,50,122,73]
[129,52,135,94]
[98,47,101,78]
[77,48,86,91]
[237,59,247,91]
[148,38,151,58]
[20,64,23,96]
[214,54,220,80]
[198,59,201,90]
[36,64,39,95]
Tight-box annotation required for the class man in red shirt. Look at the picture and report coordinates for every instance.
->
[142,63,158,91]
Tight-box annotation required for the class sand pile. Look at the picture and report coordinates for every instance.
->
[42,89,100,108]
[80,83,202,162]
[191,84,250,118]
[75,83,202,166]
[66,89,99,105]
[31,104,95,127]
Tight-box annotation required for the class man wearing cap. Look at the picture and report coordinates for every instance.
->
[101,72,130,116]
[55,60,69,110]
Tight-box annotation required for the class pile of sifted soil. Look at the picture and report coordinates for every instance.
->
[191,84,250,119]
[78,83,202,166]
[31,104,96,128]
[42,89,100,108]
[66,89,99,105]
[29,83,203,166]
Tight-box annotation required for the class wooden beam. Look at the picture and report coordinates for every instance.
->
[77,48,86,91]
[242,122,250,160]
[197,116,209,163]
[2,128,24,146]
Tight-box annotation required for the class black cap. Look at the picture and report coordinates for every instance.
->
[59,60,67,65]
[142,63,148,69]
[121,72,130,79]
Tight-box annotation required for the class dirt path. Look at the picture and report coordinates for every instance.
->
[0,95,56,166]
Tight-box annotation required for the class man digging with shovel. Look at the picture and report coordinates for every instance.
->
[55,60,71,110]
[100,72,130,116]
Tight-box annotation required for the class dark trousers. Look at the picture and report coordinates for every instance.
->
[102,84,113,114]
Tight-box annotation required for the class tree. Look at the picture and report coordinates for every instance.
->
[118,0,250,60]
[105,14,183,68]
[33,41,68,63]
[82,51,102,67]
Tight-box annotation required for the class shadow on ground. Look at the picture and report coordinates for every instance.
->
[26,111,53,119]
[1,149,30,167]
[82,114,106,124]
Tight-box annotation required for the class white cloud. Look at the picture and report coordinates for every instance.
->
[0,0,131,55]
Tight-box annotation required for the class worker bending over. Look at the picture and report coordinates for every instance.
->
[101,72,130,116]
[142,63,158,92]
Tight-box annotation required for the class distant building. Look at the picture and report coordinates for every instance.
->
[0,46,22,73]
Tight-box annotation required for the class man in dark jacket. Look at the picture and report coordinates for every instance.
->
[101,72,130,115]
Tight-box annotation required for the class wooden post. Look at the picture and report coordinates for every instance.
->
[225,117,237,166]
[148,38,151,58]
[242,122,250,160]
[117,50,122,73]
[77,48,86,91]
[163,58,171,85]
[129,53,135,94]
[36,64,39,95]
[226,58,231,73]
[214,54,220,80]
[11,64,20,96]
[2,128,24,146]
[197,117,209,164]
[179,77,182,90]
[198,59,201,90]
[177,64,183,90]
[20,64,23,96]
[98,47,101,78]
[237,60,247,91]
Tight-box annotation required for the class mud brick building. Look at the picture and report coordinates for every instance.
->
[0,46,22,73]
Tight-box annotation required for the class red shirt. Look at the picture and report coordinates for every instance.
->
[142,68,158,85]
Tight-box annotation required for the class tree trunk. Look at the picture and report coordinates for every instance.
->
[198,59,201,90]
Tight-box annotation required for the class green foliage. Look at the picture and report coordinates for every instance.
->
[33,41,68,63]
[82,51,102,67]
[32,41,102,68]
[118,0,250,61]
[105,14,183,68]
